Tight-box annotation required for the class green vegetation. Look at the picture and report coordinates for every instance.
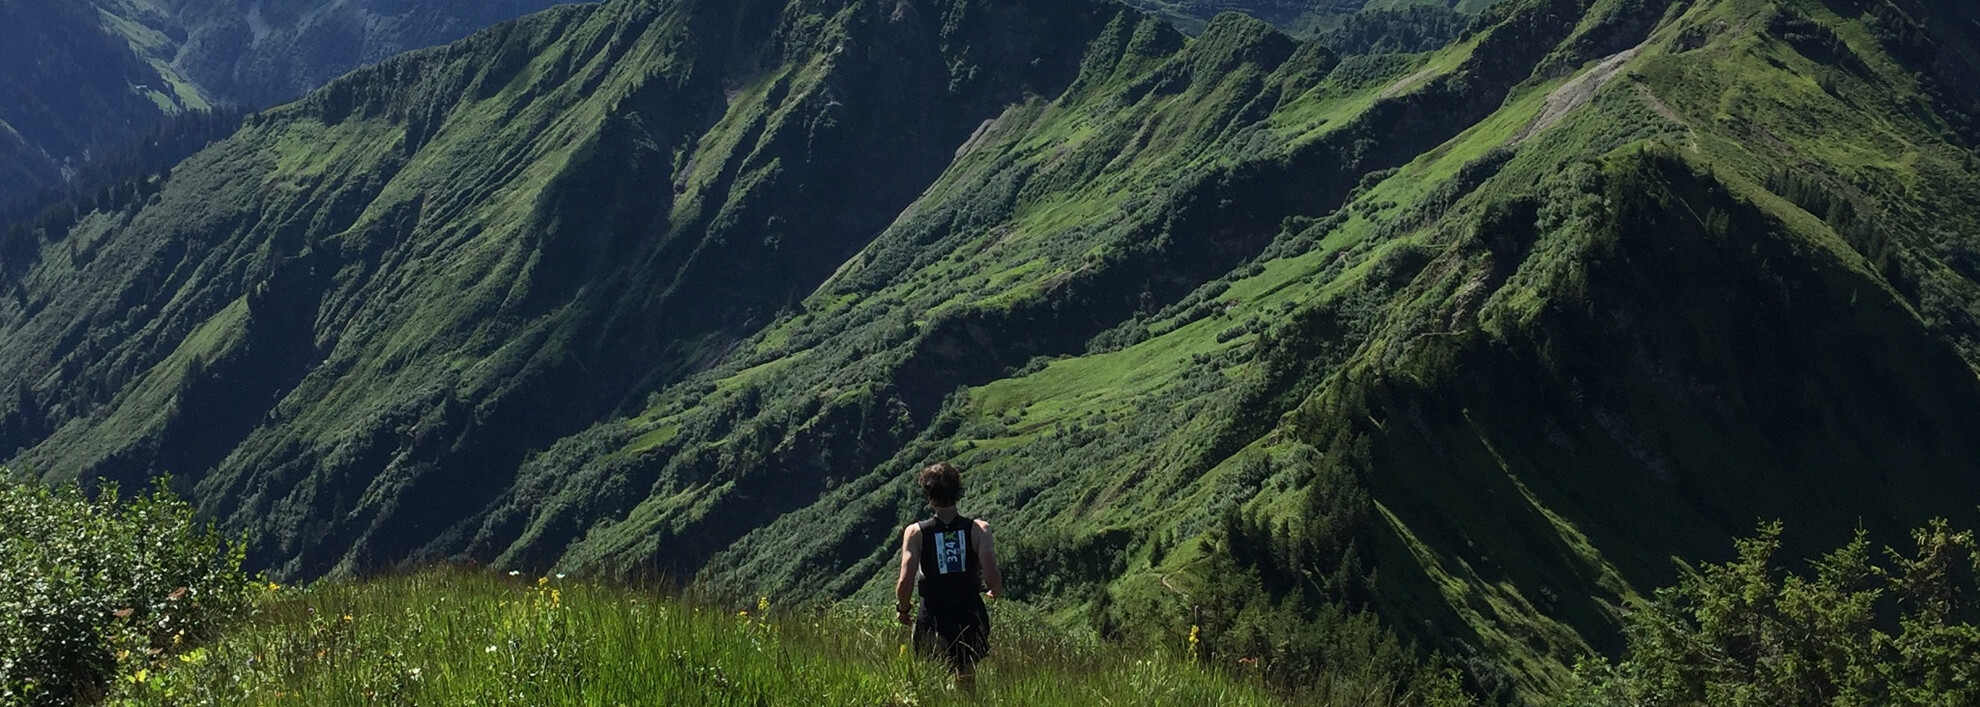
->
[0,0,193,207]
[0,0,568,208]
[1566,521,1980,706]
[1121,0,1497,38]
[0,476,1462,706]
[6,480,1972,706]
[1317,5,1472,54]
[92,568,1479,706]
[7,0,1980,703]
[0,473,249,706]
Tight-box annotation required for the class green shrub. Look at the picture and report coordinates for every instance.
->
[0,473,249,706]
[1564,520,1980,706]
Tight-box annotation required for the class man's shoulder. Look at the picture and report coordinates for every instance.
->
[973,518,992,533]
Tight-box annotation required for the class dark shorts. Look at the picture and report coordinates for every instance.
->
[914,600,990,671]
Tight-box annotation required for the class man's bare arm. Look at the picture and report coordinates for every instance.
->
[976,519,1003,599]
[896,524,920,623]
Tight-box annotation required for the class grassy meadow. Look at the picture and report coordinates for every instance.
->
[9,473,1973,706]
[1,471,1465,706]
[103,569,1460,706]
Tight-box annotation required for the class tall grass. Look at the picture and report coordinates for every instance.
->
[3,475,1464,706]
[108,570,1309,706]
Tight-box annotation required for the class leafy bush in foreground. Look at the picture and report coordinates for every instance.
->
[1565,520,1980,706]
[0,473,249,705]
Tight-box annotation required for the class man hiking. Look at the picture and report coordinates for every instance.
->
[896,461,1003,693]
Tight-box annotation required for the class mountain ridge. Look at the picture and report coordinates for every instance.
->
[0,0,577,209]
[6,0,1980,701]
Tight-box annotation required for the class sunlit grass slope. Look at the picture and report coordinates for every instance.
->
[108,570,1433,707]
[1,0,1134,581]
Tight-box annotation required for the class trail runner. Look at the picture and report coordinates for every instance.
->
[896,461,1004,693]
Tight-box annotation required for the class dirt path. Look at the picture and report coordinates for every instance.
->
[1634,83,1685,125]
[1634,82,1701,151]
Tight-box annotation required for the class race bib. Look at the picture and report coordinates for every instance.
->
[936,530,967,575]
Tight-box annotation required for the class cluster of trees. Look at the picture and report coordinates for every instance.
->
[1149,443,1480,706]
[1568,520,1980,706]
[0,107,245,276]
[1863,1,1980,146]
[1319,5,1472,55]
[1764,167,1894,272]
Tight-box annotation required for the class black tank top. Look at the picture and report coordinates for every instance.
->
[916,516,982,606]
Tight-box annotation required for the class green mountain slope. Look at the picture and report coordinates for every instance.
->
[0,0,195,204]
[1122,0,1499,38]
[6,0,1980,701]
[0,0,573,208]
[2,0,1126,577]
[93,0,581,108]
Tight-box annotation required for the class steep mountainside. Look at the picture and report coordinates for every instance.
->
[1,0,1124,575]
[1124,0,1499,36]
[0,0,570,208]
[96,0,578,107]
[6,0,1980,701]
[0,0,196,205]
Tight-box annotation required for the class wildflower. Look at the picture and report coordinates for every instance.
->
[342,614,353,623]
[555,573,567,580]
[507,570,520,577]
[485,645,498,653]
[538,576,549,587]
[1187,624,1200,658]
[268,582,281,592]
[757,596,770,614]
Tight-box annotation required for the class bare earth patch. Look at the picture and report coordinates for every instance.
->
[1510,40,1651,145]
[1379,65,1441,99]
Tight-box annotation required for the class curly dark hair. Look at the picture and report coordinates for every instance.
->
[916,461,963,507]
